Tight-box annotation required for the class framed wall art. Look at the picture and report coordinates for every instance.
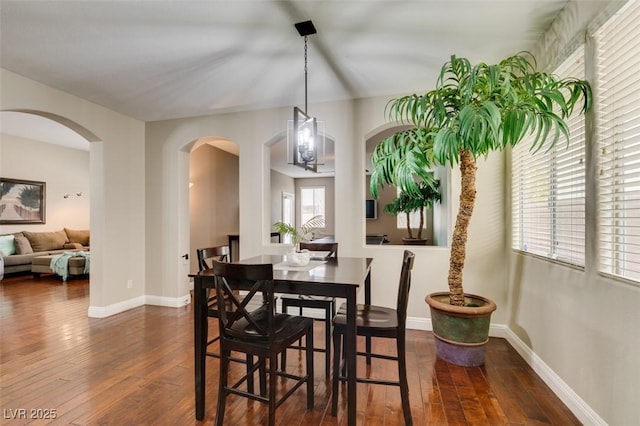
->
[0,178,46,224]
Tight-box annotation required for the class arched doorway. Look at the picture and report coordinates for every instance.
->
[0,109,97,286]
[188,137,240,271]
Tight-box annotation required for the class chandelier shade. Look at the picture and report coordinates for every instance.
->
[293,106,318,171]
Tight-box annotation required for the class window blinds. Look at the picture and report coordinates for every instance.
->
[597,0,640,281]
[511,48,586,266]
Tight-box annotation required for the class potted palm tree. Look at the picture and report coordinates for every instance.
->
[383,180,441,245]
[369,52,591,366]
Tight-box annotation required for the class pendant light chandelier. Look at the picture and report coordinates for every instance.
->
[292,20,319,172]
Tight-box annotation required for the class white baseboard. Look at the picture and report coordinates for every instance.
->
[405,316,605,425]
[87,293,190,318]
[503,328,607,426]
[145,294,191,308]
[87,295,145,318]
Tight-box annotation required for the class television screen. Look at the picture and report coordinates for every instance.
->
[365,199,377,220]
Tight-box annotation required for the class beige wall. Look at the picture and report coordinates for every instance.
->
[145,96,508,325]
[504,2,639,425]
[270,170,295,229]
[189,144,239,272]
[1,68,146,312]
[2,1,635,423]
[0,134,90,233]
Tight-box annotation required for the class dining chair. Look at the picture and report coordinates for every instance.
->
[331,250,415,425]
[195,245,230,358]
[213,260,314,426]
[196,245,266,394]
[280,241,338,378]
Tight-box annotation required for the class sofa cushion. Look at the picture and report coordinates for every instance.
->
[3,252,42,267]
[22,230,69,252]
[64,242,84,250]
[0,234,16,256]
[14,235,34,254]
[64,228,90,246]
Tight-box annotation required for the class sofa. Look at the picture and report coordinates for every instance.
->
[0,228,90,275]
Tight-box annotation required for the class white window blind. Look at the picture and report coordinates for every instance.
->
[511,48,586,266]
[300,186,325,226]
[597,0,640,281]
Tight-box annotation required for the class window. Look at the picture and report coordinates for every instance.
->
[511,48,587,266]
[597,0,640,281]
[300,186,325,226]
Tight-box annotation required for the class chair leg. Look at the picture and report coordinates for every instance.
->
[324,309,331,378]
[259,357,267,397]
[268,354,277,426]
[246,355,254,394]
[331,329,341,416]
[281,348,287,373]
[306,326,314,410]
[215,349,230,426]
[397,336,412,425]
[280,303,288,371]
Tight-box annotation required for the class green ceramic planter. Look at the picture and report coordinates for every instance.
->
[426,292,496,367]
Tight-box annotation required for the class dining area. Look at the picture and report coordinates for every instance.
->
[190,243,415,426]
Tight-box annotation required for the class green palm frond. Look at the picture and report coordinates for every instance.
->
[370,52,592,197]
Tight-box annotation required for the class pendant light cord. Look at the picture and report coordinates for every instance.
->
[304,35,308,114]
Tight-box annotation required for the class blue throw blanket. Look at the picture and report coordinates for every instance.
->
[50,251,90,281]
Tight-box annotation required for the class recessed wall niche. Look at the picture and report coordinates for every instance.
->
[269,134,335,240]
[365,127,449,247]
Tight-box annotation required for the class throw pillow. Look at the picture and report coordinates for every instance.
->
[23,230,69,252]
[0,235,16,256]
[14,235,34,254]
[64,228,90,246]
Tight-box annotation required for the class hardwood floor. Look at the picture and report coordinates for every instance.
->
[0,274,580,425]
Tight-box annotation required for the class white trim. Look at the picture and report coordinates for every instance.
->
[87,295,145,318]
[503,328,607,426]
[405,317,603,425]
[87,293,191,318]
[145,294,192,308]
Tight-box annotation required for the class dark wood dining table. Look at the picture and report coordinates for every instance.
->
[190,254,372,426]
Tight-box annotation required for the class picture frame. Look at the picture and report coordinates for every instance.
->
[0,178,46,224]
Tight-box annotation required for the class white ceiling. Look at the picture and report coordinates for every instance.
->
[0,0,571,165]
[1,0,571,122]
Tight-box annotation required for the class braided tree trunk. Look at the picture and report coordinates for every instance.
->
[448,149,477,306]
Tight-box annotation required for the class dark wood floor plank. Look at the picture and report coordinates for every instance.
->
[0,274,582,425]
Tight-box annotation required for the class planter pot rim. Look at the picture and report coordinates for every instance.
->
[426,291,496,316]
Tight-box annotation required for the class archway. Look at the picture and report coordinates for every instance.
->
[364,123,450,247]
[0,109,97,289]
[188,137,240,269]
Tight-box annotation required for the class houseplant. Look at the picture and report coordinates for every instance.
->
[273,215,325,266]
[383,180,441,245]
[370,52,591,366]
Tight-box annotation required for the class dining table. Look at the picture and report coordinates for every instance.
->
[191,254,372,426]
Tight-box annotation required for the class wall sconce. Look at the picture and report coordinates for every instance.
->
[64,192,84,199]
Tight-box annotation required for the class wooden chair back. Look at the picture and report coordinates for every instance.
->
[396,250,415,327]
[196,245,230,272]
[299,242,338,259]
[213,261,275,341]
